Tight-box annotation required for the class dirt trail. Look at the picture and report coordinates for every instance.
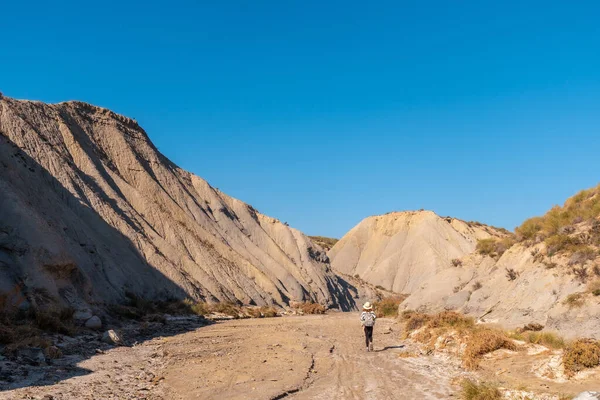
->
[162,313,467,399]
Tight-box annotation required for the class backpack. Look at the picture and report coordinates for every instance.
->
[362,311,375,327]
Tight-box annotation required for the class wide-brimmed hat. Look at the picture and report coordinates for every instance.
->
[363,302,373,310]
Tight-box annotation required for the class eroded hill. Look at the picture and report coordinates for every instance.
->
[403,185,600,338]
[0,95,355,312]
[328,210,507,293]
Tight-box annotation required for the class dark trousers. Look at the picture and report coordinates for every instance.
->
[364,326,373,347]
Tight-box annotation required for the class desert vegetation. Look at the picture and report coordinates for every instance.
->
[563,339,600,376]
[516,185,600,248]
[476,237,516,258]
[308,235,339,250]
[401,311,517,370]
[110,294,280,320]
[373,295,407,318]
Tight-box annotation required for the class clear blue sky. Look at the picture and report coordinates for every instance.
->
[3,1,600,238]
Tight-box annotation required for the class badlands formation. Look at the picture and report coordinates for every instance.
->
[330,190,600,339]
[0,94,355,312]
[329,210,507,293]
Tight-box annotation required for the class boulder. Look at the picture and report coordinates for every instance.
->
[73,310,93,321]
[102,329,124,346]
[85,315,102,329]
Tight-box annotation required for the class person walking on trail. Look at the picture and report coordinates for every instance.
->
[360,302,376,352]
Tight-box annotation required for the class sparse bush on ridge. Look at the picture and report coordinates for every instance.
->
[516,185,600,256]
[308,236,339,250]
[476,237,516,258]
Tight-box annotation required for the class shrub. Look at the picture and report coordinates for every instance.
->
[563,339,600,376]
[516,185,600,252]
[544,261,558,269]
[452,258,463,267]
[476,237,516,258]
[211,302,243,318]
[564,293,585,308]
[259,306,278,318]
[373,296,406,318]
[545,234,578,256]
[510,330,565,349]
[402,311,431,332]
[569,247,598,266]
[505,268,519,281]
[573,266,589,283]
[428,311,475,330]
[516,217,545,241]
[460,379,502,400]
[298,302,327,314]
[523,322,544,332]
[404,311,516,370]
[463,328,517,369]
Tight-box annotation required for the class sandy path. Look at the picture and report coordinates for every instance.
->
[162,313,466,399]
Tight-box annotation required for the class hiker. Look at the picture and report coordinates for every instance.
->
[360,302,376,352]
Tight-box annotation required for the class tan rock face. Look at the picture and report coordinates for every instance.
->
[329,210,505,293]
[0,97,354,310]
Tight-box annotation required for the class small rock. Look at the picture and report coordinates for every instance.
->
[102,329,124,346]
[85,315,102,329]
[73,310,93,321]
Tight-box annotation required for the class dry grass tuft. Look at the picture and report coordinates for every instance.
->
[509,330,565,349]
[460,379,502,400]
[563,293,585,308]
[563,339,600,376]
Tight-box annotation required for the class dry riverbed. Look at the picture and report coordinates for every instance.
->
[4,313,599,400]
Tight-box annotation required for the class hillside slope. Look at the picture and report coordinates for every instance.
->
[0,95,354,311]
[403,186,600,338]
[329,210,506,293]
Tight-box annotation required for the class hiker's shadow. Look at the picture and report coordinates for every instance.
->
[375,345,405,352]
